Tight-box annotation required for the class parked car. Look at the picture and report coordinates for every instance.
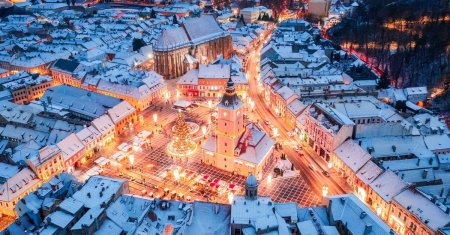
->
[322,171,330,177]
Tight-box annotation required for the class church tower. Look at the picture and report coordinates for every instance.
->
[216,78,245,157]
[245,174,258,200]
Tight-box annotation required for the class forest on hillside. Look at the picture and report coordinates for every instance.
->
[329,0,450,109]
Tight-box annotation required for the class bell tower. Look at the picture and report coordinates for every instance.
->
[216,78,244,157]
[245,174,258,200]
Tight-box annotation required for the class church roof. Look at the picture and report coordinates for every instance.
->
[245,174,258,188]
[183,15,224,44]
[154,15,227,50]
[154,27,190,50]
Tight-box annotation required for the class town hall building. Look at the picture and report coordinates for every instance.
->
[201,77,275,178]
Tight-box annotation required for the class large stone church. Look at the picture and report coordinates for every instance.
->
[154,15,232,79]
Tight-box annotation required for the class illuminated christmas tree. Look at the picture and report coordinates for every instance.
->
[167,112,197,157]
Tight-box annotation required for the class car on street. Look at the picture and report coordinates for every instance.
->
[322,171,330,177]
[308,164,316,172]
[264,118,270,125]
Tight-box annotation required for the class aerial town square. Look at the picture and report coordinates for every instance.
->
[0,0,449,234]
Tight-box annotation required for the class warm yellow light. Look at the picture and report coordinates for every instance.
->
[228,192,234,204]
[322,185,329,197]
[376,206,382,215]
[267,174,272,184]
[201,125,207,136]
[272,128,278,137]
[208,100,212,109]
[173,168,180,181]
[128,154,134,165]
[153,113,158,123]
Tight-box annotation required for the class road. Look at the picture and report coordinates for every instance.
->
[245,41,351,197]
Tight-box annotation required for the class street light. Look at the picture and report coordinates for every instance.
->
[267,174,272,184]
[322,185,329,197]
[273,127,278,137]
[249,100,255,112]
[227,192,234,204]
[173,168,180,182]
[328,162,333,169]
[201,125,207,137]
[153,113,158,126]
[208,100,212,110]
[128,154,134,169]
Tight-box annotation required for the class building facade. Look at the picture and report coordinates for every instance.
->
[26,145,65,181]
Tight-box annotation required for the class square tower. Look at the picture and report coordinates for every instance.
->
[216,78,245,157]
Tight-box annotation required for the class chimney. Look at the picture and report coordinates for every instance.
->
[360,212,367,219]
[422,170,428,179]
[364,224,372,235]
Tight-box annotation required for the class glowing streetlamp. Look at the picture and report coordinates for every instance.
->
[227,192,234,204]
[164,91,170,101]
[272,128,278,137]
[153,113,158,126]
[322,185,329,197]
[128,154,134,169]
[249,100,255,112]
[176,90,180,100]
[267,174,272,184]
[201,125,207,137]
[173,168,180,182]
[208,100,212,110]
[328,162,333,169]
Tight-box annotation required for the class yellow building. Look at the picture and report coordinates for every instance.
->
[0,166,41,217]
[26,145,65,181]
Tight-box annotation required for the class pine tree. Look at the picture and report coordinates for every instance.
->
[150,9,156,18]
[172,15,178,24]
[376,69,391,89]
[132,38,146,51]
[240,14,246,26]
